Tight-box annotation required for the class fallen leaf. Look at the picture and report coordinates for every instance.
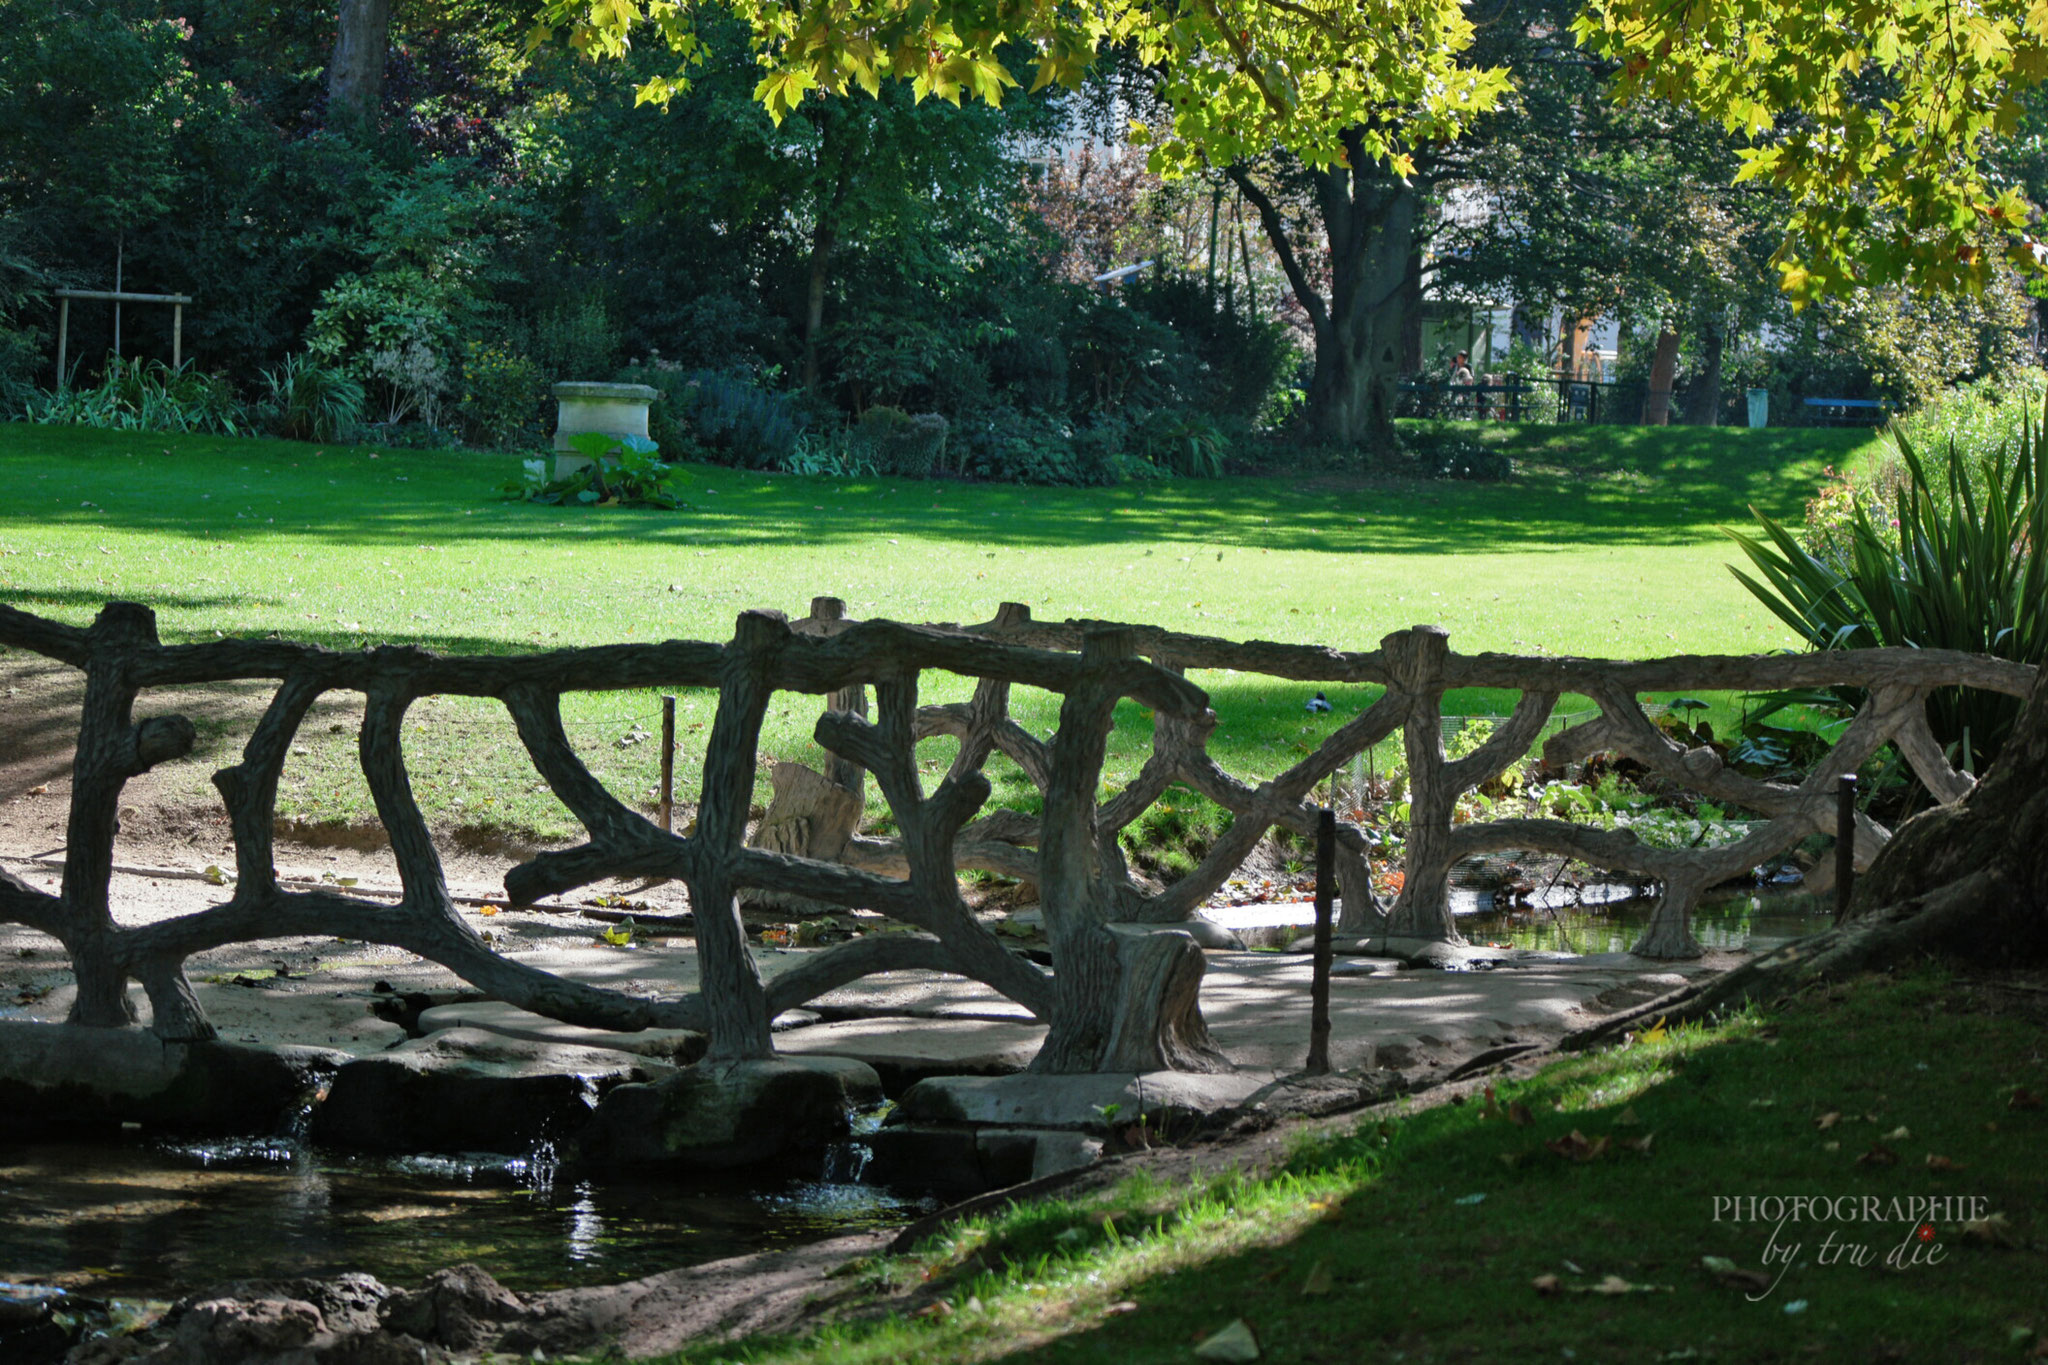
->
[1700,1256,1772,1292]
[1532,1274,1562,1297]
[1619,1132,1656,1154]
[1103,1301,1138,1316]
[1193,1318,1260,1362]
[1961,1213,2013,1245]
[911,1301,953,1319]
[26,784,47,796]
[478,905,500,917]
[1481,1084,1503,1120]
[1639,1016,1669,1044]
[1856,1144,1899,1168]
[1881,1125,1911,1141]
[1300,1260,1334,1296]
[1925,1153,1963,1172]
[200,864,231,886]
[1546,1130,1609,1162]
[1508,1100,1535,1127]
[1814,1111,1841,1131]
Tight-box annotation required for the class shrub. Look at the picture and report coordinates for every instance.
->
[1134,409,1229,478]
[260,353,365,443]
[852,406,949,477]
[682,370,806,469]
[459,342,544,448]
[1728,399,2047,773]
[523,299,619,383]
[31,357,249,436]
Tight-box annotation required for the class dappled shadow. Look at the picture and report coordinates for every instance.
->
[0,420,1876,561]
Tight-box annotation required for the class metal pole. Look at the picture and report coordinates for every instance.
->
[173,302,183,370]
[1833,773,1858,923]
[112,234,123,359]
[55,297,69,390]
[1306,806,1336,1075]
[660,695,676,833]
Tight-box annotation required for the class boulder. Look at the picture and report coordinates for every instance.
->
[0,1021,345,1137]
[308,1031,654,1154]
[377,1264,528,1351]
[577,1055,882,1169]
[862,1124,1102,1197]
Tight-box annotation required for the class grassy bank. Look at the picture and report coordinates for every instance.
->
[649,968,2044,1364]
[0,421,1886,836]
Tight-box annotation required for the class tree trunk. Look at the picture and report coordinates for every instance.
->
[1228,150,1417,454]
[327,0,393,136]
[801,117,858,393]
[1681,314,1726,426]
[1642,326,1681,425]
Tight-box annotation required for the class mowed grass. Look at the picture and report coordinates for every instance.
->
[0,420,1886,837]
[645,968,2047,1365]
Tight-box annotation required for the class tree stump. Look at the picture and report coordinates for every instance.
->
[743,761,865,916]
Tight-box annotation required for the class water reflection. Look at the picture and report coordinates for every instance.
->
[0,1131,929,1298]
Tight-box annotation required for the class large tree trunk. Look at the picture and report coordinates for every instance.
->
[1229,147,1417,454]
[327,0,393,136]
[1641,326,1681,425]
[1681,314,1726,426]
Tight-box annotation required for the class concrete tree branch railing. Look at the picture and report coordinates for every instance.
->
[0,599,2034,1075]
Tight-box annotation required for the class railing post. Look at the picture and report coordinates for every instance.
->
[1833,773,1858,923]
[659,694,676,832]
[1306,806,1336,1075]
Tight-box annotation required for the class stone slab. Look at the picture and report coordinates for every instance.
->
[894,1070,1281,1134]
[417,1001,707,1064]
[771,1017,1046,1095]
[577,1055,883,1170]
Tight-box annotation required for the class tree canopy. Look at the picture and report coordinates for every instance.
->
[541,0,2048,305]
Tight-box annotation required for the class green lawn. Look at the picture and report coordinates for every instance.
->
[649,968,2046,1365]
[0,420,1887,836]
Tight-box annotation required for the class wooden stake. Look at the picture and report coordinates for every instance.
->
[1307,805,1336,1075]
[660,694,676,832]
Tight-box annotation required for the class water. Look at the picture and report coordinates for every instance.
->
[1208,885,1836,956]
[0,1133,930,1299]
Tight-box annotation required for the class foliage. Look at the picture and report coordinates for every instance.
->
[503,432,686,508]
[28,357,247,436]
[259,352,366,443]
[851,406,950,477]
[459,342,545,448]
[1576,0,2048,300]
[1728,407,2048,772]
[1132,409,1229,478]
[678,369,808,469]
[1122,273,1300,427]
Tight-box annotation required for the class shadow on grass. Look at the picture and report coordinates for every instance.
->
[0,421,1885,559]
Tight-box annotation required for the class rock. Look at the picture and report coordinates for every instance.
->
[169,1298,326,1359]
[770,1017,1044,1094]
[577,1056,882,1169]
[413,1002,706,1063]
[0,1022,345,1137]
[863,1124,1102,1197]
[1107,918,1246,951]
[377,1264,527,1351]
[308,1037,637,1154]
[893,1071,1277,1134]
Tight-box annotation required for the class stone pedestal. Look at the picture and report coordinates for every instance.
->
[552,381,660,479]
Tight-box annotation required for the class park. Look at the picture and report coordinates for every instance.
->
[0,0,2045,1361]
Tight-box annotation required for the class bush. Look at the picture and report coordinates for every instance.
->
[1122,273,1299,425]
[459,342,544,448]
[523,299,619,383]
[260,352,365,443]
[681,369,806,469]
[852,406,949,477]
[1729,397,2047,773]
[1134,409,1229,478]
[31,357,249,436]
[0,325,40,414]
